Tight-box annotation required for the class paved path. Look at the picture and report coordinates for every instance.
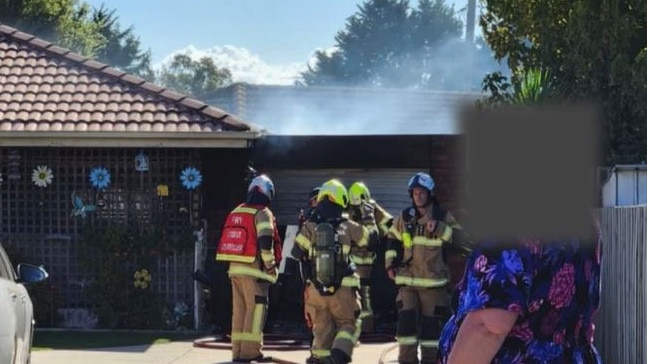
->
[31,341,400,364]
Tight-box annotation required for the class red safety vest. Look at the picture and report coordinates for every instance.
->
[216,204,283,265]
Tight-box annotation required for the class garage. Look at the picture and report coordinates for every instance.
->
[266,168,420,226]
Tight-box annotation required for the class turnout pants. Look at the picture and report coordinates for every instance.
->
[396,286,449,364]
[355,265,374,334]
[304,283,362,362]
[231,275,270,361]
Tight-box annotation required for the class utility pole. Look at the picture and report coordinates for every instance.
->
[464,0,477,90]
[466,0,477,44]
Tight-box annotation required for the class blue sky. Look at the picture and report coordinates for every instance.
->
[86,0,475,84]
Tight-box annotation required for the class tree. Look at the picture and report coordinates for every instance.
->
[157,54,232,99]
[304,0,474,88]
[0,0,153,80]
[91,5,154,81]
[479,0,647,164]
[0,0,104,56]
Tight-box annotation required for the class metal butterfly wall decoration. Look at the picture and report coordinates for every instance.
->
[70,191,97,218]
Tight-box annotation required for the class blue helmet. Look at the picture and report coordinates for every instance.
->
[248,174,275,200]
[408,172,435,194]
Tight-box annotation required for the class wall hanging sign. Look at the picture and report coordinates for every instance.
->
[7,150,21,181]
[156,184,169,197]
[89,167,111,190]
[70,191,97,219]
[32,165,54,188]
[180,167,202,191]
[134,151,149,172]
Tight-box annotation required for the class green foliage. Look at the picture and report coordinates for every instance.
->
[0,0,104,56]
[91,4,154,81]
[0,0,153,79]
[78,221,194,329]
[157,53,232,99]
[302,0,494,89]
[479,67,556,107]
[479,0,647,164]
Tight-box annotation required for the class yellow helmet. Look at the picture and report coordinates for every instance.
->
[317,179,349,208]
[348,182,371,206]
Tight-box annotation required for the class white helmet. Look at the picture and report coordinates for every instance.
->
[248,174,275,200]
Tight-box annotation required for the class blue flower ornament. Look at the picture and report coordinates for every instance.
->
[89,167,111,190]
[180,167,202,190]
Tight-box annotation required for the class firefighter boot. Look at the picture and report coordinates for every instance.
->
[419,315,443,364]
[359,284,374,334]
[318,348,351,364]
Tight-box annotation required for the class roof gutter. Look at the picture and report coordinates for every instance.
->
[0,131,263,148]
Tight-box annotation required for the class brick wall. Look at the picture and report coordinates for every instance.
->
[430,136,464,213]
[429,136,467,287]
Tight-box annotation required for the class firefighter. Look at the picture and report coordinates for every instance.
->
[299,187,321,230]
[298,186,321,338]
[215,174,281,363]
[292,179,378,364]
[385,172,468,364]
[347,181,394,334]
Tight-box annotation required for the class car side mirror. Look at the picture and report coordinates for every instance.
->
[17,264,49,284]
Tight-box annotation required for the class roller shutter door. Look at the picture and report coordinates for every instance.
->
[267,168,421,226]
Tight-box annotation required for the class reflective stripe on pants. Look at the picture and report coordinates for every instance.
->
[230,275,269,361]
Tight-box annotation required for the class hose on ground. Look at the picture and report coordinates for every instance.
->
[378,342,399,364]
[193,333,396,363]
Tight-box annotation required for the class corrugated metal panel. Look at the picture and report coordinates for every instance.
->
[267,168,421,225]
[602,169,647,206]
[208,84,479,136]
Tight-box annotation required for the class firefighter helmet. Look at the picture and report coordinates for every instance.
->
[408,172,435,193]
[248,174,275,200]
[317,179,349,208]
[348,182,371,206]
[308,187,321,202]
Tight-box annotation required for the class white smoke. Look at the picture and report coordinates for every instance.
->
[155,45,309,86]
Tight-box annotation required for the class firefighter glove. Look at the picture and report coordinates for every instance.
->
[360,201,376,223]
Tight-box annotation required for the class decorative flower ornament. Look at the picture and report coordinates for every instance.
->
[180,167,202,190]
[89,167,111,190]
[31,165,54,188]
[133,269,152,290]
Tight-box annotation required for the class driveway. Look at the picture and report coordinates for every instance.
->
[31,340,400,364]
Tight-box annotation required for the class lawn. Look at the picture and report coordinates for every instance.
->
[32,330,201,351]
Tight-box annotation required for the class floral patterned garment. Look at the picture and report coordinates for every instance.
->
[438,235,603,364]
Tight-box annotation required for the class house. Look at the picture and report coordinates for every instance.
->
[211,84,477,331]
[0,24,260,328]
[602,164,647,207]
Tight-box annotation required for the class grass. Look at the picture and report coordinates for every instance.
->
[32,330,201,351]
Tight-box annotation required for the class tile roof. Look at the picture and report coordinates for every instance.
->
[0,24,255,135]
[209,83,481,136]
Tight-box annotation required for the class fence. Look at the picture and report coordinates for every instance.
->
[596,205,647,363]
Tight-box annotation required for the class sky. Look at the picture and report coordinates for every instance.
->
[85,0,478,85]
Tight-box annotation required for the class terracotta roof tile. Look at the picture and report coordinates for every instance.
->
[0,25,253,134]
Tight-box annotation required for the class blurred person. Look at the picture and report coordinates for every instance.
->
[437,222,603,364]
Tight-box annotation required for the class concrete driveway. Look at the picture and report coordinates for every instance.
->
[31,340,400,364]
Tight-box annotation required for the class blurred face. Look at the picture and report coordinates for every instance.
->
[412,187,429,208]
[309,198,318,208]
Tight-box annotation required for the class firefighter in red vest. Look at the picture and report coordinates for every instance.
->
[216,174,282,363]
